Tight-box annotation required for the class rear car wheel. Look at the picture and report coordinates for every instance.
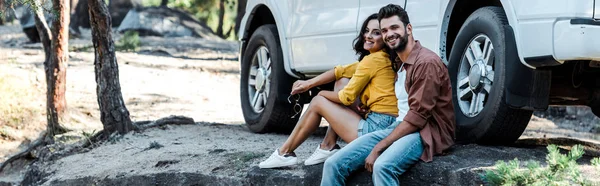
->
[449,7,533,145]
[240,24,301,133]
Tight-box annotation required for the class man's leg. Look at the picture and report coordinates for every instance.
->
[372,132,423,185]
[321,129,392,186]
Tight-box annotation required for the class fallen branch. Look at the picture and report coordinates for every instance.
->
[82,116,194,149]
[0,134,48,174]
[134,115,195,130]
[516,137,600,157]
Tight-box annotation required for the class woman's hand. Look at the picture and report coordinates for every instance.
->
[291,80,312,95]
[350,99,368,117]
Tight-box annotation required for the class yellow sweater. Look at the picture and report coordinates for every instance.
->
[334,50,398,116]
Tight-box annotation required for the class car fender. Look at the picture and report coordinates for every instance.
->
[439,0,534,69]
[238,0,301,79]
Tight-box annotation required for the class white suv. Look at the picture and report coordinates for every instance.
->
[237,0,600,144]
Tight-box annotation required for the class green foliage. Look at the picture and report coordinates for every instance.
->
[6,0,53,17]
[149,0,239,39]
[168,0,216,23]
[482,144,595,186]
[116,30,141,52]
[592,157,600,170]
[141,0,162,6]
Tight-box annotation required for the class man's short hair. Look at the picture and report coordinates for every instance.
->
[377,4,410,26]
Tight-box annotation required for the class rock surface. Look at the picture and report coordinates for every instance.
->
[117,7,219,39]
[16,124,599,186]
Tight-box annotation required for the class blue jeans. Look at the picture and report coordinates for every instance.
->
[357,112,396,137]
[321,121,423,186]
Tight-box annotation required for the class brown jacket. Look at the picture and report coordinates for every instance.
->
[398,41,455,162]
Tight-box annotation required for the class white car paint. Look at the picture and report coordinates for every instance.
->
[240,0,600,77]
[238,0,300,78]
[512,0,596,63]
[289,0,360,73]
[595,0,600,19]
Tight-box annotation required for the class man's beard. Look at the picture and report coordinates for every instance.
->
[388,33,409,53]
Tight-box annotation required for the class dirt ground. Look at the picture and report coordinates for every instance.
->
[0,23,599,184]
[0,23,242,159]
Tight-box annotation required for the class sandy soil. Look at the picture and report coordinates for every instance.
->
[35,124,326,185]
[0,22,599,184]
[0,23,243,160]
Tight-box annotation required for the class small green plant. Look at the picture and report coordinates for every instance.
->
[482,144,595,186]
[8,57,17,64]
[225,151,265,170]
[0,127,14,140]
[592,157,600,170]
[116,30,141,52]
[81,130,98,145]
[144,141,164,151]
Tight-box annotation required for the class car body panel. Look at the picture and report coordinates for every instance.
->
[238,0,301,78]
[511,0,595,64]
[288,0,360,73]
[240,0,599,77]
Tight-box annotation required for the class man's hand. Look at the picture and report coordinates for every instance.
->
[365,148,383,172]
[291,80,312,95]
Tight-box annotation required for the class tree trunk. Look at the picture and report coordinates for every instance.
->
[216,0,225,38]
[88,0,134,135]
[234,0,247,38]
[0,0,4,25]
[33,1,52,63]
[44,0,71,138]
[160,0,168,7]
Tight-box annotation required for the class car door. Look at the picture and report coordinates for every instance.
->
[405,0,441,54]
[358,0,406,30]
[359,0,440,55]
[289,0,360,73]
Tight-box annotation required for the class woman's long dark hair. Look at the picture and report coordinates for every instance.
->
[353,13,398,71]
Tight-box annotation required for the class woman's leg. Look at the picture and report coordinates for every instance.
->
[279,95,362,154]
[320,78,351,149]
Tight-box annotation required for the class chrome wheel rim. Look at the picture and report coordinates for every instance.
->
[248,46,272,113]
[457,34,495,117]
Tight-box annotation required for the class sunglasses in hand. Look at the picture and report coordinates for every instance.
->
[287,94,302,118]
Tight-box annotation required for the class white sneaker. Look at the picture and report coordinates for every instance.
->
[304,144,340,166]
[258,149,298,168]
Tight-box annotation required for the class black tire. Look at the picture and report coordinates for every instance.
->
[592,107,600,118]
[448,7,532,145]
[240,24,300,133]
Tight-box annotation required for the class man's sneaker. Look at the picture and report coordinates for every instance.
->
[304,144,340,165]
[258,149,298,168]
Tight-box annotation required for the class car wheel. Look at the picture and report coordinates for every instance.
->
[591,106,600,118]
[240,24,300,133]
[448,6,533,145]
